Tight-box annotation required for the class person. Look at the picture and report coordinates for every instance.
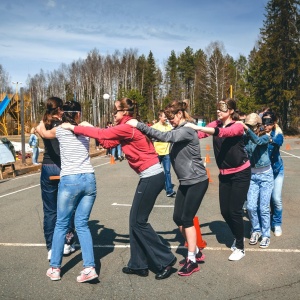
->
[37,100,98,283]
[127,100,209,276]
[185,98,251,261]
[239,113,274,248]
[151,110,176,197]
[61,97,176,280]
[238,111,247,123]
[262,111,284,236]
[39,97,75,260]
[28,127,40,165]
[111,144,124,161]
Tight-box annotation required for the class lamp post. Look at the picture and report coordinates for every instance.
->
[12,81,22,135]
[103,93,110,126]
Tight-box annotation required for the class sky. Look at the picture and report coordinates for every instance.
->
[0,0,269,88]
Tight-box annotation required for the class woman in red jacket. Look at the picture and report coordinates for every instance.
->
[61,97,176,280]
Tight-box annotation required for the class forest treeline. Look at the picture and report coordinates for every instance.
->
[1,0,299,132]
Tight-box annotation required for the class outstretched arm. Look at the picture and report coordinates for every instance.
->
[36,121,56,139]
[184,123,215,135]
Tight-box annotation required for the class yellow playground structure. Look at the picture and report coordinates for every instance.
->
[0,92,32,136]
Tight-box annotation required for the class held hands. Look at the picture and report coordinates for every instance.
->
[126,119,138,127]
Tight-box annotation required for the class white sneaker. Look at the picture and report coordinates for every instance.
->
[274,226,282,237]
[47,249,52,260]
[228,249,245,261]
[63,244,76,255]
[77,267,98,283]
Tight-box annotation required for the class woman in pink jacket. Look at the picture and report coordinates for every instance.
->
[62,98,176,280]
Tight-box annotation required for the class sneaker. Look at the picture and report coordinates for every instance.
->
[228,249,245,261]
[77,267,98,283]
[179,251,205,266]
[274,226,282,237]
[178,258,200,276]
[64,244,76,255]
[259,237,270,248]
[46,267,61,281]
[47,249,52,260]
[118,156,124,161]
[249,232,262,245]
[167,191,176,197]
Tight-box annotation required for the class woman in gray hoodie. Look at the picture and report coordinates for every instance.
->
[127,100,209,277]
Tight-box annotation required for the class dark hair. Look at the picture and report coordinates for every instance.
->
[43,97,63,129]
[220,98,239,121]
[262,111,277,123]
[164,100,193,122]
[62,101,81,126]
[157,110,165,117]
[118,98,139,119]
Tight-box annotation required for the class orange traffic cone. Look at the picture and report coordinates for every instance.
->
[206,168,213,183]
[110,155,116,164]
[184,216,207,249]
[205,153,211,163]
[285,144,291,151]
[206,144,210,151]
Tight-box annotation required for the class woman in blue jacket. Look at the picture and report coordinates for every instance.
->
[240,113,274,249]
[262,111,284,237]
[29,127,40,165]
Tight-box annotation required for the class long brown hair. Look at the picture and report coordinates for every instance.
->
[118,97,139,120]
[220,98,239,121]
[164,100,193,122]
[43,97,63,129]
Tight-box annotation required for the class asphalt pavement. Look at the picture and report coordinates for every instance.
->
[0,137,299,300]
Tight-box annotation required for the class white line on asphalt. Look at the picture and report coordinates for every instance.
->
[281,150,300,159]
[0,243,299,253]
[112,203,174,208]
[0,184,40,198]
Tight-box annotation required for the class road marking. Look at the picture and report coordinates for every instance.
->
[0,243,299,253]
[112,203,174,208]
[281,150,300,159]
[0,184,40,198]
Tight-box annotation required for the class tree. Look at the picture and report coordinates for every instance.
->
[249,0,300,131]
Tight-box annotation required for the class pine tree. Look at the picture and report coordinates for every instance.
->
[250,0,300,130]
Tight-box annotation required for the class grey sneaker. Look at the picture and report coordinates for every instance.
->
[249,232,262,245]
[259,237,270,248]
[274,226,282,237]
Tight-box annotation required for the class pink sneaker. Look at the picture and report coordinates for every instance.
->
[179,251,205,266]
[77,267,98,283]
[46,267,61,281]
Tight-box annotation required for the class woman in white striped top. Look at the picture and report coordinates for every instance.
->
[37,100,98,283]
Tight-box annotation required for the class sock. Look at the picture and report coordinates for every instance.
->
[188,251,196,263]
[194,246,199,255]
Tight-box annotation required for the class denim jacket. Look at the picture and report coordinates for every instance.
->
[29,134,39,148]
[269,128,284,176]
[244,129,271,169]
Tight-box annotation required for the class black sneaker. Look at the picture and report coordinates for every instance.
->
[122,267,149,277]
[179,251,205,266]
[167,191,176,197]
[178,258,200,276]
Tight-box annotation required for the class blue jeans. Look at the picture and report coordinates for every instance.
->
[271,170,284,227]
[111,144,122,158]
[158,154,173,195]
[247,168,274,238]
[41,164,75,250]
[50,173,97,268]
[32,147,39,164]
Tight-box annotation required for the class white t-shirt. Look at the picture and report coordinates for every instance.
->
[56,127,94,177]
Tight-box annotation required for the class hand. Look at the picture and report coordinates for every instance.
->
[61,122,75,131]
[126,119,138,127]
[79,121,94,127]
[184,123,202,130]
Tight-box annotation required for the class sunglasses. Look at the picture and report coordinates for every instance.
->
[217,102,229,112]
[262,118,274,125]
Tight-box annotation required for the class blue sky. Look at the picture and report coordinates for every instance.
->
[0,0,268,88]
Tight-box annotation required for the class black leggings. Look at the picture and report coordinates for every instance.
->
[219,167,251,250]
[173,179,209,228]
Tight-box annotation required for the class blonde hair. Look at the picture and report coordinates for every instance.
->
[30,127,36,134]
